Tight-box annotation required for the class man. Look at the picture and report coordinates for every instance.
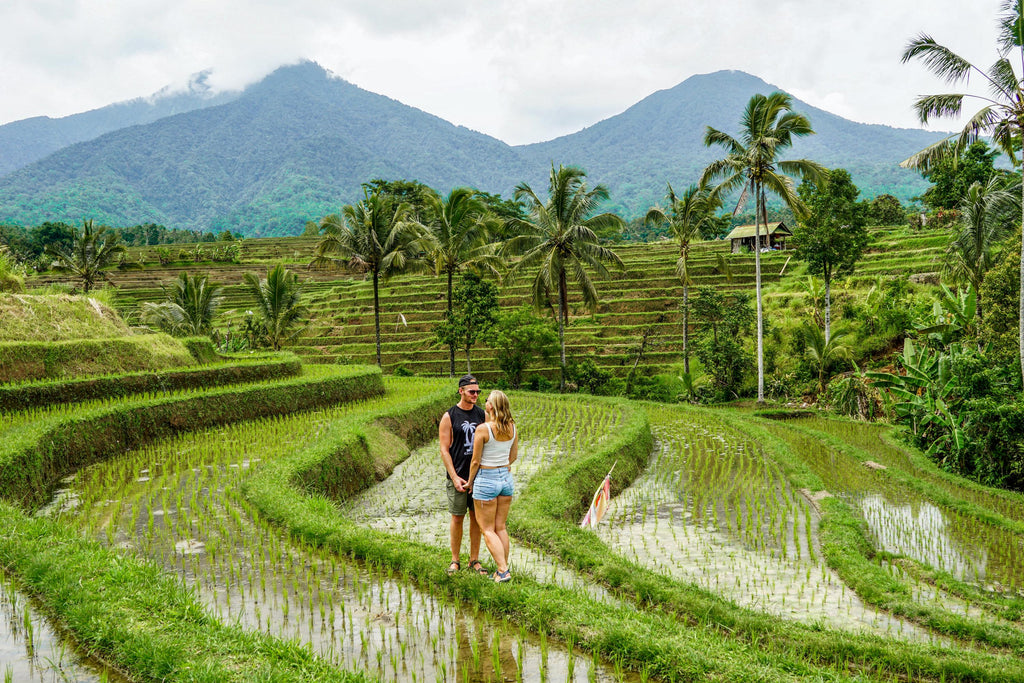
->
[439,374,487,576]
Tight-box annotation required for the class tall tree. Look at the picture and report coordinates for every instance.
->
[918,141,1000,210]
[141,272,224,336]
[242,264,308,352]
[504,164,625,390]
[944,176,1021,318]
[417,187,501,376]
[701,92,825,402]
[792,168,870,342]
[311,191,423,366]
[44,219,125,293]
[900,0,1024,388]
[644,184,720,374]
[433,272,500,374]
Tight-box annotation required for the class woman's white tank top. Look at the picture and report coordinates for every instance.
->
[480,423,516,467]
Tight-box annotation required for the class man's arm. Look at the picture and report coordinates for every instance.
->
[439,412,466,490]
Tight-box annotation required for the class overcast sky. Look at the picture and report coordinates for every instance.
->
[0,0,1005,145]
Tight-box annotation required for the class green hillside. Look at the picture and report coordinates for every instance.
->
[29,225,948,381]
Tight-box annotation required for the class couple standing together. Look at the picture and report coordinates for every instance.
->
[439,375,518,583]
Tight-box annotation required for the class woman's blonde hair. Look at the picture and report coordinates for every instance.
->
[486,390,515,438]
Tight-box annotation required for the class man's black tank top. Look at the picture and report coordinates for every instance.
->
[448,404,485,480]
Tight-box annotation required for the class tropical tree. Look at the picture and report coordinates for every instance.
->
[242,264,308,352]
[417,187,501,376]
[644,184,720,374]
[44,219,125,293]
[802,323,852,394]
[792,168,870,342]
[900,0,1024,387]
[433,272,500,374]
[141,272,224,336]
[701,92,825,402]
[944,176,1021,317]
[311,190,423,366]
[505,164,625,389]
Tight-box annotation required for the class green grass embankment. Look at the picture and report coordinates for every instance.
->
[0,364,386,682]
[243,387,1023,682]
[722,412,1024,656]
[244,387,857,682]
[0,334,207,383]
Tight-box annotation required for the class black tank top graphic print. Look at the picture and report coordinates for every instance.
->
[448,404,485,480]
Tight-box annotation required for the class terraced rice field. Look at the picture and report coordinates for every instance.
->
[29,224,949,377]
[4,359,1023,681]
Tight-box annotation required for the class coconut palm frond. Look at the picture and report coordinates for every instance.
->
[901,35,975,84]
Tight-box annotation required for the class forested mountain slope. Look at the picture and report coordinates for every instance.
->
[0,64,945,235]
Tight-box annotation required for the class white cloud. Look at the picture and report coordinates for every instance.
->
[0,0,1008,142]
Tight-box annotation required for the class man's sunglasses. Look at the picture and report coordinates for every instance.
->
[464,389,480,395]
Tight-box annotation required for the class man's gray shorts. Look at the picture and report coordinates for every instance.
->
[445,478,474,516]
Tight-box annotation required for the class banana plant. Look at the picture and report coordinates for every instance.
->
[868,337,968,460]
[913,283,977,347]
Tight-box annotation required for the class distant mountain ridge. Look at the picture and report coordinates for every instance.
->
[0,63,945,236]
[0,71,239,178]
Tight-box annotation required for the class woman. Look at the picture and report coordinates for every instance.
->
[467,390,518,583]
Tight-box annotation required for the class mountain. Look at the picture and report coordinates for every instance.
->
[0,62,533,236]
[0,71,239,178]
[520,70,944,216]
[0,64,946,236]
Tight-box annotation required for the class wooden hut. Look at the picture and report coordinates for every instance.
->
[725,222,792,254]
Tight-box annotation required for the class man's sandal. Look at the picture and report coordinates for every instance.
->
[493,569,511,583]
[468,559,488,576]
[446,561,460,576]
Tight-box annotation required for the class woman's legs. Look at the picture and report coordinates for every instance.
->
[473,497,507,572]
[494,495,512,563]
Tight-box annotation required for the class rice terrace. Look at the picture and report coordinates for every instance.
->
[5,3,1024,683]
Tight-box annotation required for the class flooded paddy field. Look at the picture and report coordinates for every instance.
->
[0,573,126,683]
[44,387,637,682]
[767,416,1024,593]
[597,405,927,639]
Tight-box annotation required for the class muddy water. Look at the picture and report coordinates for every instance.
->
[0,573,126,683]
[47,387,637,682]
[595,406,932,640]
[779,417,1024,593]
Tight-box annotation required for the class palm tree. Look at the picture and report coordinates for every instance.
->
[416,187,501,376]
[803,323,852,394]
[44,219,125,293]
[242,264,308,352]
[944,176,1021,318]
[311,190,423,366]
[900,0,1024,385]
[141,272,224,336]
[645,184,720,374]
[505,164,625,389]
[701,92,825,402]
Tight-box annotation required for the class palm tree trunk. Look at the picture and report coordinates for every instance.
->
[754,187,765,404]
[682,282,690,375]
[1019,173,1024,391]
[373,270,382,367]
[447,269,455,377]
[824,273,831,344]
[558,269,567,391]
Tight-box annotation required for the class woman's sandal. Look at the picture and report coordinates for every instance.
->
[468,559,489,576]
[446,560,460,576]
[493,569,512,583]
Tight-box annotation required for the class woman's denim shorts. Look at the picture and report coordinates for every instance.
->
[472,467,515,501]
